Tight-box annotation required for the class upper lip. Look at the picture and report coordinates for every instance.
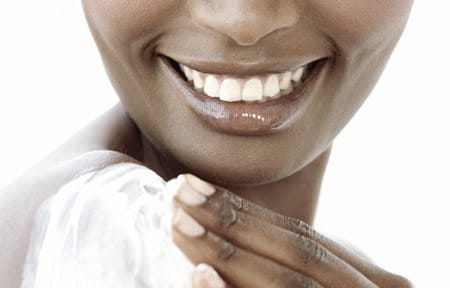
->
[158,54,326,76]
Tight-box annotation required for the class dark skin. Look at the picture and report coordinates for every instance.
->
[0,0,415,287]
[0,106,412,287]
[169,173,413,287]
[80,0,414,220]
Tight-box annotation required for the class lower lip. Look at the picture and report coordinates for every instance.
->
[158,56,328,136]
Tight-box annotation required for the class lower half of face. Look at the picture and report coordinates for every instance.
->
[82,0,414,186]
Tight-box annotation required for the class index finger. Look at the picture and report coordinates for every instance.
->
[171,173,403,285]
[172,175,376,288]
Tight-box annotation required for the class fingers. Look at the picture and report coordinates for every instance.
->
[259,210,399,286]
[169,173,398,286]
[171,207,324,288]
[170,175,376,288]
[192,263,229,288]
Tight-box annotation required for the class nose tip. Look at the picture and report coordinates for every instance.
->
[188,0,300,46]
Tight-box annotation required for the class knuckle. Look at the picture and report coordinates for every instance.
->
[273,271,321,288]
[294,235,329,267]
[210,233,237,262]
[287,218,323,241]
[221,190,244,210]
[206,192,241,233]
[206,199,238,232]
[218,202,238,231]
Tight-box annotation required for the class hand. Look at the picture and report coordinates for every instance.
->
[165,174,414,288]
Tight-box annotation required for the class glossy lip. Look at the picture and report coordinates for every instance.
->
[158,55,329,136]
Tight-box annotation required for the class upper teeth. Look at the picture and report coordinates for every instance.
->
[178,63,308,103]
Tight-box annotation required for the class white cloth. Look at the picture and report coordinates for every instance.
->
[21,162,194,288]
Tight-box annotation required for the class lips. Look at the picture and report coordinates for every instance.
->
[158,55,329,136]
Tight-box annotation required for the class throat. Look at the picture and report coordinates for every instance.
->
[140,130,331,225]
[219,146,332,225]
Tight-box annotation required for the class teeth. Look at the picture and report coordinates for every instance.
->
[204,75,220,97]
[192,71,204,89]
[280,82,293,96]
[264,75,280,98]
[178,62,308,103]
[291,66,304,82]
[279,72,292,90]
[242,78,263,101]
[219,79,241,102]
[183,66,194,81]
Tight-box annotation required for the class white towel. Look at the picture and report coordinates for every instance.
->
[21,162,194,288]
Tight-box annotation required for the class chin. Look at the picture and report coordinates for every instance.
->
[174,149,303,187]
[195,165,290,187]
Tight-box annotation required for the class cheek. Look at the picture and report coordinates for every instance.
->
[82,0,180,42]
[302,1,413,150]
[310,0,414,52]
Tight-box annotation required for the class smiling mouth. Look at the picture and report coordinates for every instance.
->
[165,56,319,104]
[158,54,328,136]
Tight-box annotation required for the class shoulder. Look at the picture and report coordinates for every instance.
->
[20,160,167,288]
[34,102,142,169]
[0,150,143,287]
[0,103,144,287]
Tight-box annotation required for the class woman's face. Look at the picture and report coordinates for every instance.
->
[82,0,413,186]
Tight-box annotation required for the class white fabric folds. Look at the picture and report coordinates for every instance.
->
[21,162,194,288]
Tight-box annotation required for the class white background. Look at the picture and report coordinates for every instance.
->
[0,1,449,287]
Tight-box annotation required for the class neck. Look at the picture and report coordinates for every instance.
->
[222,146,331,225]
[140,133,332,226]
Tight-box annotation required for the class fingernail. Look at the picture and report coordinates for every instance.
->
[192,263,226,288]
[184,174,216,196]
[172,207,205,237]
[175,175,208,205]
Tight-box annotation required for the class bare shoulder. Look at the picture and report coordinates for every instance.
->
[0,103,143,287]
[34,102,142,169]
[0,150,143,287]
